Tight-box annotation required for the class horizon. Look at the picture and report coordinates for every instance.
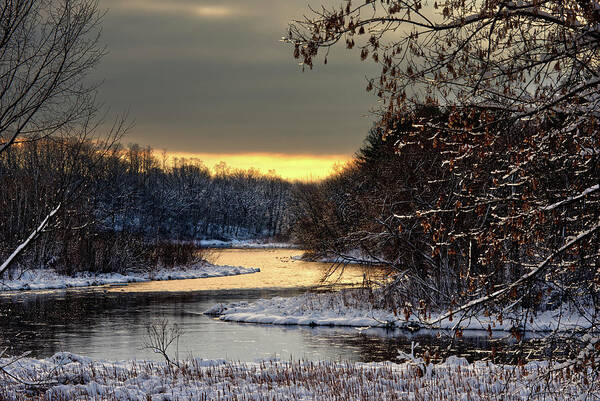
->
[166,151,351,181]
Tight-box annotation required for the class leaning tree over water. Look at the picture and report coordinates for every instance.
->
[0,0,123,276]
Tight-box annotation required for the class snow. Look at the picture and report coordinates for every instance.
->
[303,249,385,265]
[0,262,259,292]
[542,184,599,211]
[0,203,61,277]
[0,352,596,400]
[205,290,594,333]
[199,239,298,249]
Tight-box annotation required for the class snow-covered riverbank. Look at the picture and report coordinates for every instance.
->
[0,262,259,292]
[299,248,385,265]
[0,352,596,400]
[199,239,298,249]
[206,290,594,333]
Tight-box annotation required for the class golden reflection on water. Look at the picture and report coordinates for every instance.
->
[109,249,371,293]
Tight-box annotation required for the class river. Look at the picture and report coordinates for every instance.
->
[0,249,520,363]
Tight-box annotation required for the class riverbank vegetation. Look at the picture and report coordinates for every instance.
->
[293,113,600,313]
[284,0,600,377]
[1,352,597,400]
[0,139,293,279]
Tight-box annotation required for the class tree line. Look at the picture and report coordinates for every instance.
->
[0,139,294,277]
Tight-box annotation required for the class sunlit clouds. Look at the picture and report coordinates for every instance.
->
[167,152,351,181]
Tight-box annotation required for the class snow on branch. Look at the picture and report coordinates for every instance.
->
[0,203,61,278]
[427,220,600,326]
[543,184,599,211]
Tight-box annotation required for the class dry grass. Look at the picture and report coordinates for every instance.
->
[0,354,598,400]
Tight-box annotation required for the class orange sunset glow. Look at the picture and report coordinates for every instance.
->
[168,152,351,181]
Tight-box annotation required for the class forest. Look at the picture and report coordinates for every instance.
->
[0,139,293,276]
[294,108,600,313]
[284,0,600,379]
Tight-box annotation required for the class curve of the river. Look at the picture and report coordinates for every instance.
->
[0,249,522,363]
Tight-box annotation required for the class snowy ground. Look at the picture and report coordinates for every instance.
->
[0,352,596,400]
[300,249,386,265]
[0,262,259,292]
[205,290,594,333]
[199,239,298,249]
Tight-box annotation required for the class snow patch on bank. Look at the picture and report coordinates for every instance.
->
[300,248,386,265]
[0,262,259,292]
[199,239,298,249]
[0,352,596,400]
[205,291,594,333]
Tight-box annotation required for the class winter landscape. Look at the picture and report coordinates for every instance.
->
[1,0,599,400]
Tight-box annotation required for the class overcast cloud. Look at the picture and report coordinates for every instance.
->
[95,0,378,155]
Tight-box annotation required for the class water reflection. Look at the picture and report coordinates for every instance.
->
[111,249,369,293]
[0,249,533,364]
[0,287,531,364]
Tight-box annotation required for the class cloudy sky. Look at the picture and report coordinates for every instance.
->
[94,0,379,179]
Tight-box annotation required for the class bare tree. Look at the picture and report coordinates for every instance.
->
[141,318,184,368]
[287,1,600,122]
[0,0,105,155]
[0,0,122,277]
